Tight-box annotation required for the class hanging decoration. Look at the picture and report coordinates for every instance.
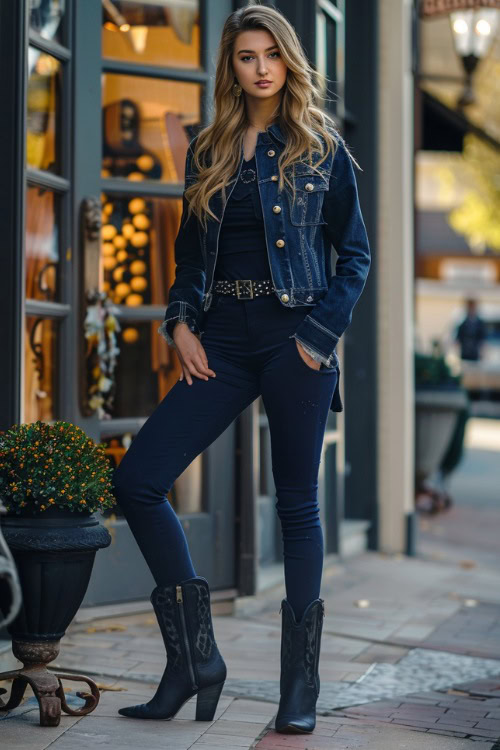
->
[84,289,121,419]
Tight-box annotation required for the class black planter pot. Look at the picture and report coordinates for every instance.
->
[0,505,111,640]
[0,505,111,726]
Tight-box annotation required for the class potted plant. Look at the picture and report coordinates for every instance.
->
[415,343,469,513]
[0,420,115,726]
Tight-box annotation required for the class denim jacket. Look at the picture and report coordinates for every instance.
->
[158,121,371,412]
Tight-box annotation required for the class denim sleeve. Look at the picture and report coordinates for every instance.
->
[157,138,205,348]
[158,310,201,347]
[289,138,371,368]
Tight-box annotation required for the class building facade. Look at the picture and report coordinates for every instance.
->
[1,0,414,607]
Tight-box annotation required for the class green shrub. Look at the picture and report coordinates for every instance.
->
[0,420,116,515]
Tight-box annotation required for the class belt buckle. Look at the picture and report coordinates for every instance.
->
[235,279,254,299]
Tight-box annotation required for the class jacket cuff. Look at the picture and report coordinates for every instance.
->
[295,340,325,365]
[289,314,340,369]
[157,300,201,347]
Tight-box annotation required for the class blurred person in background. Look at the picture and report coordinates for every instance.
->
[456,299,486,362]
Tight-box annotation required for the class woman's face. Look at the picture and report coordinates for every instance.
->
[232,29,288,101]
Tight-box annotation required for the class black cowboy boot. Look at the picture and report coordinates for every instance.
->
[118,575,227,720]
[274,597,325,733]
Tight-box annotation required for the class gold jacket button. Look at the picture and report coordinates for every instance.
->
[267,149,276,157]
[275,239,285,248]
[271,175,278,181]
[305,182,314,191]
[272,205,281,213]
[281,293,289,303]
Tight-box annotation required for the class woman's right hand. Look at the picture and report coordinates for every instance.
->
[173,322,216,385]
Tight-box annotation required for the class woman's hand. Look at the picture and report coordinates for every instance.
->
[295,340,321,370]
[173,322,216,385]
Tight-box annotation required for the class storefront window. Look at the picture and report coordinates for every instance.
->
[102,74,201,183]
[29,0,65,43]
[98,0,209,523]
[100,193,181,306]
[102,0,201,69]
[24,316,59,423]
[27,47,61,174]
[26,186,60,302]
[112,319,172,417]
[98,191,183,416]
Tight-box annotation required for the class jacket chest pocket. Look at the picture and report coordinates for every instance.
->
[287,174,329,226]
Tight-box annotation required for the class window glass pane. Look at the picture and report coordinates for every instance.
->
[102,0,201,69]
[102,433,204,515]
[24,316,59,423]
[102,74,201,183]
[27,47,62,173]
[26,187,60,302]
[98,194,183,419]
[112,319,169,417]
[317,11,340,113]
[100,194,180,307]
[29,0,65,43]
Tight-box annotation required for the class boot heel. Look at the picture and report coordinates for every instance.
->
[195,680,225,721]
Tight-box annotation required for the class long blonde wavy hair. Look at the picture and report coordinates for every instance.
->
[184,3,355,231]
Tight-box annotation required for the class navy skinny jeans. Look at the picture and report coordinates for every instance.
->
[112,292,338,623]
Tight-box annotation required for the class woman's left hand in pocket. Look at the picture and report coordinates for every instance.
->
[295,340,321,370]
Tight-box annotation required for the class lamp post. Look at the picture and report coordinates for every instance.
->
[448,7,499,107]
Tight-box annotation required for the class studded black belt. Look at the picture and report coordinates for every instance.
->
[213,279,275,299]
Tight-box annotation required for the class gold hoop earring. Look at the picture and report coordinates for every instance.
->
[232,82,242,97]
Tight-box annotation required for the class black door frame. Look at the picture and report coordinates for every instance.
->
[0,0,26,431]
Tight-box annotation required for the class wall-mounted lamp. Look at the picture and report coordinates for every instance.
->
[449,8,499,106]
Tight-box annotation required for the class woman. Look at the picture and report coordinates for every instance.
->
[113,4,371,735]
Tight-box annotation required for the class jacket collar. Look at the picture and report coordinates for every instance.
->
[254,120,285,146]
[268,121,286,144]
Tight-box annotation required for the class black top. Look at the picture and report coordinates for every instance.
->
[214,155,271,281]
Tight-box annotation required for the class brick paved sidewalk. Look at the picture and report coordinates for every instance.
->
[3,420,499,747]
[3,423,500,750]
[2,544,500,749]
